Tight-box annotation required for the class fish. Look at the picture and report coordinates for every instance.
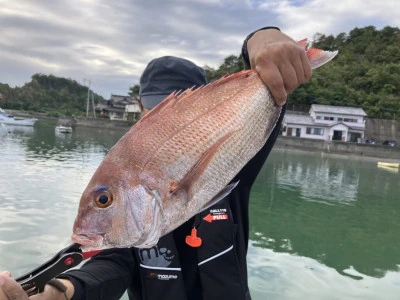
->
[72,40,338,250]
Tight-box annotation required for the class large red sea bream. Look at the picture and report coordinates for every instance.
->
[72,40,338,250]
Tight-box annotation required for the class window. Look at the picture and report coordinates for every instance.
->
[324,116,334,121]
[338,118,343,121]
[306,127,324,135]
[316,116,321,120]
[344,118,357,123]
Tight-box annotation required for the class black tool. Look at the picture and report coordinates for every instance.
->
[15,243,101,296]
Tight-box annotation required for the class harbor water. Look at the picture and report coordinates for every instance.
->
[0,120,399,299]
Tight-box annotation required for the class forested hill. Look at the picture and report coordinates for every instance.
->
[0,74,105,117]
[294,26,400,119]
[204,26,400,120]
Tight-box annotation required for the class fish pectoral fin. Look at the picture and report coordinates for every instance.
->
[170,131,236,194]
[170,130,236,197]
[200,181,240,212]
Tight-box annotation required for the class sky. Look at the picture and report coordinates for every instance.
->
[0,0,399,99]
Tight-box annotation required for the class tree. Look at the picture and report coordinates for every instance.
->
[129,85,140,97]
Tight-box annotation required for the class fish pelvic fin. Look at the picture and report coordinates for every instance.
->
[200,181,240,212]
[170,130,237,197]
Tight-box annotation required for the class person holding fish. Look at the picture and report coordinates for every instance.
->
[0,27,336,300]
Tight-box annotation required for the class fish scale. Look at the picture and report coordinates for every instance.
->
[72,43,338,249]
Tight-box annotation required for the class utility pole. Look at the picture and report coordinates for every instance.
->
[91,90,96,118]
[83,78,91,117]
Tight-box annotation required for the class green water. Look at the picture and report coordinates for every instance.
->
[0,120,399,299]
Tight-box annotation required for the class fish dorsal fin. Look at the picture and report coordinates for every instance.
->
[170,130,236,197]
[170,70,256,107]
[134,91,178,128]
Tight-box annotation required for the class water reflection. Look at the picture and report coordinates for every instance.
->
[250,150,400,279]
[22,120,128,160]
[276,157,359,204]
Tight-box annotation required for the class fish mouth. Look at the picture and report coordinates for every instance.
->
[71,233,104,250]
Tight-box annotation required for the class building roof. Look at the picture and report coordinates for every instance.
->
[109,94,137,107]
[310,104,367,116]
[284,114,315,125]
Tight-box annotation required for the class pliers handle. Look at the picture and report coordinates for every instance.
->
[15,243,101,296]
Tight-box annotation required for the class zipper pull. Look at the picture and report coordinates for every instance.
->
[185,228,202,248]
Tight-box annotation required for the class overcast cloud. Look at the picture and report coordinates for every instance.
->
[0,0,399,98]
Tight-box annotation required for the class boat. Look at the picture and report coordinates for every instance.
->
[55,125,73,133]
[377,165,399,174]
[377,162,399,168]
[0,108,37,126]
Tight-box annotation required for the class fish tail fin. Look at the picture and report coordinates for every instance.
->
[297,38,338,70]
[307,48,338,70]
[297,38,308,50]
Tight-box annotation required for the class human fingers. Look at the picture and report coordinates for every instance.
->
[255,63,287,106]
[0,272,11,300]
[0,273,29,300]
[299,47,312,84]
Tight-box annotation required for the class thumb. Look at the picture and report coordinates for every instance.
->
[0,272,11,278]
[0,273,29,300]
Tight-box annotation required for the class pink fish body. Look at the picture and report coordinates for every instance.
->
[72,41,337,250]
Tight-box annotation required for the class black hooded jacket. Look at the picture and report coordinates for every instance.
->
[59,27,284,300]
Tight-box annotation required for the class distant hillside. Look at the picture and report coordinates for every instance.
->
[0,74,106,117]
[293,26,400,120]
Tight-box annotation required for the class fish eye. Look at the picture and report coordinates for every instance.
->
[95,191,113,208]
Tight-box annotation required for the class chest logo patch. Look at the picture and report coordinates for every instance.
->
[203,208,228,223]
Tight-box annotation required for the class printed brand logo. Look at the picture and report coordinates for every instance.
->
[157,274,178,280]
[210,208,227,213]
[203,213,228,223]
[147,272,178,281]
[139,246,174,267]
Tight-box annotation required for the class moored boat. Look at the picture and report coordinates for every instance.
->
[55,125,73,133]
[377,162,399,168]
[0,108,37,126]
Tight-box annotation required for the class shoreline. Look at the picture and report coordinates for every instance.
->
[274,136,400,162]
[5,110,400,161]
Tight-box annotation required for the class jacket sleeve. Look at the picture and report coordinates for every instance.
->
[237,25,284,187]
[241,26,280,69]
[57,248,137,300]
[226,30,286,261]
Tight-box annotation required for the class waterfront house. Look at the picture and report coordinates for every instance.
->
[95,94,138,120]
[282,104,367,142]
[125,100,141,122]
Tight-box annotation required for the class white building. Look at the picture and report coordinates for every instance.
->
[125,102,141,122]
[95,95,140,121]
[282,104,367,142]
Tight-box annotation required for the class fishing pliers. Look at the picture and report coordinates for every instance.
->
[15,243,101,296]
